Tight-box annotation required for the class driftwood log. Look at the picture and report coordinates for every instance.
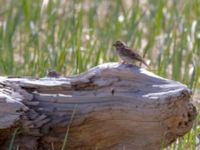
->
[0,63,196,150]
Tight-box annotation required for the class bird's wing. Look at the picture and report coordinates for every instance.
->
[123,47,148,66]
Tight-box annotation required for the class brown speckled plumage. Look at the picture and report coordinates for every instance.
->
[113,40,148,66]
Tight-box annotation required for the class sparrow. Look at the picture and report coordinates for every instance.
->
[46,69,61,78]
[113,40,148,67]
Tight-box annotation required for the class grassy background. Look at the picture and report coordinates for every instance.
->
[0,0,200,149]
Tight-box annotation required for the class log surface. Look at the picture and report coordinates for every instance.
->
[0,63,196,150]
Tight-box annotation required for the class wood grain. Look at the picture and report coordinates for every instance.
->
[0,63,196,150]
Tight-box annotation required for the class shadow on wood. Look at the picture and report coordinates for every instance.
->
[0,63,196,150]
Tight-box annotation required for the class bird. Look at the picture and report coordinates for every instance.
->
[113,40,148,67]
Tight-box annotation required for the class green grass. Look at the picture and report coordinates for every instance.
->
[61,104,77,150]
[8,128,19,150]
[2,0,200,149]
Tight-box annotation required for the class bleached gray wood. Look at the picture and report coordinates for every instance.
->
[0,63,196,150]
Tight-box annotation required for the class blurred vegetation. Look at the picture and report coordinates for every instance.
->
[0,0,199,149]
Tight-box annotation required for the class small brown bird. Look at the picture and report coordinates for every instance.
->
[113,40,148,67]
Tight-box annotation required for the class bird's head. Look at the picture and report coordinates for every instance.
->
[113,40,126,50]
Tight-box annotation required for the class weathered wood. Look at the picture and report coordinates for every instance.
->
[0,63,196,150]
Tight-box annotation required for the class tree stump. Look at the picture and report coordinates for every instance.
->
[0,63,196,150]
